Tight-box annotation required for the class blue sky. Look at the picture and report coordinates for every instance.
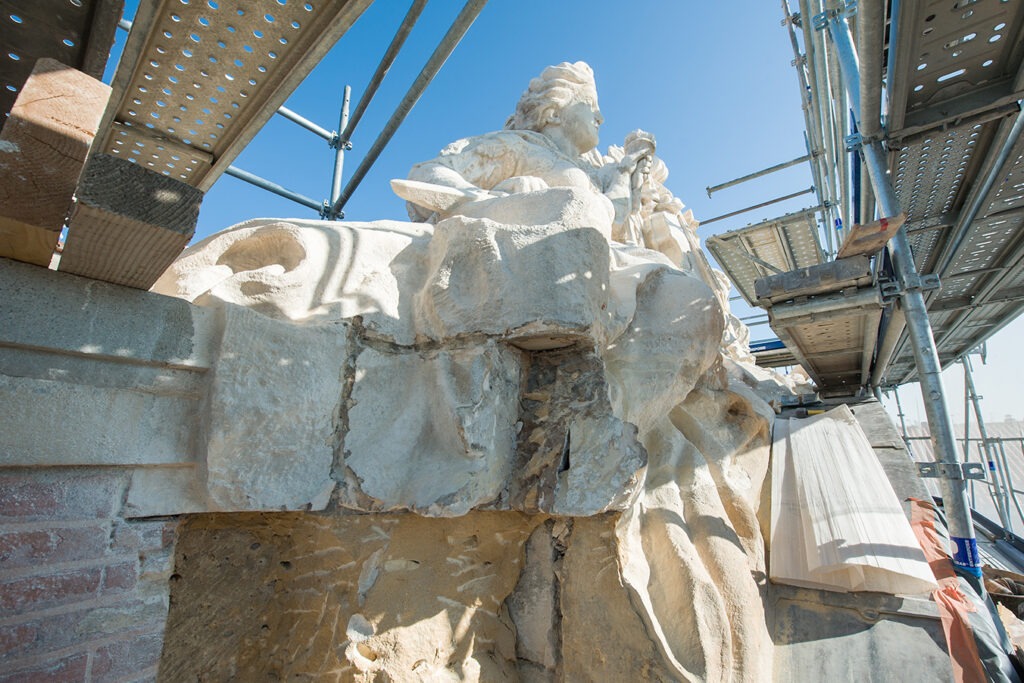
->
[109,0,1022,425]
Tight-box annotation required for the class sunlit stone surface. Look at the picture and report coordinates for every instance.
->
[153,61,806,681]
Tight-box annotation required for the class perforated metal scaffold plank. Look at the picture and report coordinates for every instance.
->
[705,208,825,306]
[874,0,1024,387]
[887,124,1024,386]
[94,0,373,191]
[0,0,122,129]
[886,0,1024,138]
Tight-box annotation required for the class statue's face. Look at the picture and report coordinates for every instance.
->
[558,96,603,154]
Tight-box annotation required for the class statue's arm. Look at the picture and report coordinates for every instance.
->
[408,159,487,194]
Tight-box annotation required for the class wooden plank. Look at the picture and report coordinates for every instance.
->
[836,213,906,259]
[60,153,202,289]
[0,58,110,266]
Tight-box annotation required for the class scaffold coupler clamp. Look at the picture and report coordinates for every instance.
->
[320,200,343,221]
[916,461,986,480]
[878,273,940,304]
[812,1,857,30]
[901,272,941,294]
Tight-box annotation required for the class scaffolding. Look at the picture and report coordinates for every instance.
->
[703,0,1024,574]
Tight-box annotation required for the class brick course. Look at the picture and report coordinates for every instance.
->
[0,467,178,682]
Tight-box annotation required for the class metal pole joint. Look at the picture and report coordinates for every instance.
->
[813,2,858,30]
[917,461,987,481]
[328,135,354,152]
[880,272,940,302]
[903,272,941,294]
[320,200,344,221]
[782,12,802,28]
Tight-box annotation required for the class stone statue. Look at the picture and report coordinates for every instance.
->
[152,61,798,681]
[394,61,652,245]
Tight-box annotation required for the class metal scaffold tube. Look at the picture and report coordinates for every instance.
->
[276,105,336,142]
[827,13,982,575]
[330,85,352,210]
[705,154,811,197]
[781,1,831,243]
[963,365,976,507]
[340,0,429,146]
[330,0,488,217]
[856,0,884,225]
[225,165,324,214]
[892,385,911,448]
[798,0,840,254]
[964,355,1014,533]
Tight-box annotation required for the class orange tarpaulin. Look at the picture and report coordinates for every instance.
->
[909,498,987,683]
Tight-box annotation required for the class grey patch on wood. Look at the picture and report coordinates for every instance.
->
[77,154,203,234]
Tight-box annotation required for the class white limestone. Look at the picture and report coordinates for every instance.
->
[342,343,520,516]
[154,218,432,346]
[147,60,793,679]
[203,305,343,511]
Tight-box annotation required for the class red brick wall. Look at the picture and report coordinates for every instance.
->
[0,468,178,682]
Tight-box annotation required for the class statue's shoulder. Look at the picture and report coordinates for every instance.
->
[437,129,559,159]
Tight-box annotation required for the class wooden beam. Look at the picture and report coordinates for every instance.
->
[0,58,110,266]
[837,213,906,259]
[60,154,202,289]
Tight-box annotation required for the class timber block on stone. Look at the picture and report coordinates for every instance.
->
[60,153,203,289]
[0,58,110,265]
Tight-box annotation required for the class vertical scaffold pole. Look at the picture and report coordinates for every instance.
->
[330,85,352,213]
[892,385,911,447]
[826,12,981,576]
[963,366,976,507]
[964,355,1013,533]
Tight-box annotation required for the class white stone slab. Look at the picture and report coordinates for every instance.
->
[203,305,344,511]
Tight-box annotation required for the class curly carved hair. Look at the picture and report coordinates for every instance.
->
[504,61,597,132]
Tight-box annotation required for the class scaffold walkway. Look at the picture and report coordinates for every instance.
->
[0,0,485,288]
[708,0,1024,399]
[703,0,1024,572]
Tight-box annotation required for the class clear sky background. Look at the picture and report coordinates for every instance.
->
[110,0,1022,427]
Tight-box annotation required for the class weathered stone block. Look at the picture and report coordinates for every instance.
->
[415,214,613,349]
[342,342,521,515]
[510,349,647,516]
[203,305,345,511]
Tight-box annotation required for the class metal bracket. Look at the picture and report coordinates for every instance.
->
[328,134,353,151]
[321,200,345,220]
[813,1,857,29]
[845,132,863,151]
[917,461,986,480]
[879,278,901,303]
[904,273,941,293]
[881,273,940,300]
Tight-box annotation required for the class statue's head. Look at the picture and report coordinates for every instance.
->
[506,61,602,155]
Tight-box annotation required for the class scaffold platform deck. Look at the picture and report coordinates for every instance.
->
[712,0,1024,396]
